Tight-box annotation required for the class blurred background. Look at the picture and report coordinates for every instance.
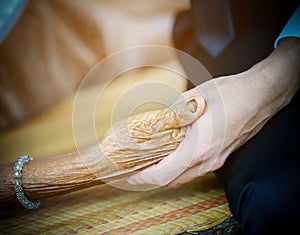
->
[0,0,190,163]
[0,0,189,132]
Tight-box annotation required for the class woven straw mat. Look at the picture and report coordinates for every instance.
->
[0,173,232,235]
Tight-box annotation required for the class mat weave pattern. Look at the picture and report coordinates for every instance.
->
[1,173,232,235]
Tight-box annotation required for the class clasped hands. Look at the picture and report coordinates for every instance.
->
[127,70,263,188]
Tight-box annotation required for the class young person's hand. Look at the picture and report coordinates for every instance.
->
[127,37,300,188]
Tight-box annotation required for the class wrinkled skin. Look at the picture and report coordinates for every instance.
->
[100,96,206,170]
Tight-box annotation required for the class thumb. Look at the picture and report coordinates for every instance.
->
[153,96,206,132]
[172,96,206,126]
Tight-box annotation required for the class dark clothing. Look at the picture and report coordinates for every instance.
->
[173,1,300,234]
[216,90,300,234]
[174,0,298,85]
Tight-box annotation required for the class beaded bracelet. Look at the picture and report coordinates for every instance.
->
[13,155,41,209]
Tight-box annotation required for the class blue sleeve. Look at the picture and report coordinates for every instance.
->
[274,5,300,48]
[0,0,28,44]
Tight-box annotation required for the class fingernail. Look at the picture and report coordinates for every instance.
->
[186,98,198,113]
[185,96,206,119]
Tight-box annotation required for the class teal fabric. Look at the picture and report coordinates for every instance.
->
[0,0,28,44]
[275,5,300,47]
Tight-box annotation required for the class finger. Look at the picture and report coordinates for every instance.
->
[127,125,200,186]
[167,164,204,189]
[126,150,183,186]
[152,96,206,132]
[167,153,224,189]
[171,95,206,126]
